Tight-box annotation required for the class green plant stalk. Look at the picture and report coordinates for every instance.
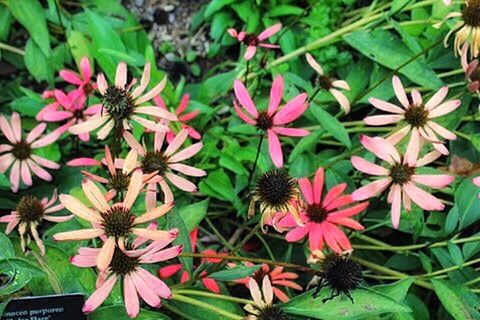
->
[173,289,254,305]
[171,294,243,320]
[0,42,25,55]
[421,257,480,278]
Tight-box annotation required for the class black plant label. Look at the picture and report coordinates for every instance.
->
[1,294,86,320]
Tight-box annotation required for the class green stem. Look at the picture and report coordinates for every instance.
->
[421,258,480,278]
[173,289,254,305]
[171,294,243,320]
[0,42,25,55]
[247,135,264,189]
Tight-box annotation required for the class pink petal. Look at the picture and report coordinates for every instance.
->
[273,94,308,125]
[97,73,108,95]
[0,153,15,173]
[404,128,420,166]
[425,87,448,110]
[323,183,347,208]
[177,94,190,115]
[411,174,454,189]
[244,46,257,60]
[305,53,323,75]
[202,278,221,293]
[136,267,172,298]
[233,80,258,118]
[158,264,182,278]
[169,163,206,177]
[369,97,405,114]
[165,172,197,192]
[169,142,203,163]
[313,167,324,204]
[325,223,352,252]
[403,182,445,211]
[60,70,83,85]
[115,62,128,89]
[80,57,92,80]
[332,80,350,91]
[321,223,342,253]
[351,156,389,176]
[97,237,116,271]
[429,100,461,118]
[328,217,364,230]
[411,89,423,106]
[387,125,411,145]
[330,89,350,114]
[31,155,60,169]
[26,123,47,143]
[124,276,140,318]
[390,184,402,229]
[67,158,101,167]
[234,100,256,125]
[298,177,313,204]
[10,160,20,192]
[268,75,283,115]
[392,76,410,109]
[27,159,52,181]
[352,178,391,201]
[272,127,309,137]
[359,135,401,165]
[165,129,189,157]
[364,115,404,125]
[308,223,324,251]
[82,275,118,314]
[328,202,369,219]
[285,225,309,242]
[11,112,22,142]
[20,161,32,186]
[0,115,17,143]
[131,272,161,308]
[267,130,283,168]
[258,23,282,41]
[42,111,74,122]
[427,121,457,140]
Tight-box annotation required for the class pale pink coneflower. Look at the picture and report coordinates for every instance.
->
[244,276,289,319]
[53,170,176,271]
[461,43,480,92]
[351,135,455,229]
[69,62,177,140]
[364,76,461,155]
[153,94,201,143]
[124,128,206,209]
[228,23,282,61]
[71,234,182,317]
[0,190,72,255]
[275,167,368,256]
[0,112,68,192]
[305,53,351,114]
[233,75,309,168]
[80,146,157,201]
[36,89,101,142]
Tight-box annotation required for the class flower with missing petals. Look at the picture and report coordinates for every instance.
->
[276,167,368,255]
[228,23,282,61]
[364,76,461,155]
[244,276,290,320]
[69,62,177,140]
[0,112,68,192]
[72,235,182,318]
[351,136,454,229]
[124,128,206,209]
[53,170,176,271]
[59,57,97,101]
[234,76,309,168]
[434,0,480,57]
[306,53,351,114]
[0,190,72,255]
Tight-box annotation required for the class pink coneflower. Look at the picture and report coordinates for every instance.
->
[0,112,68,192]
[59,57,97,100]
[461,43,480,92]
[351,135,454,229]
[37,89,101,142]
[243,276,289,320]
[364,76,461,155]
[80,146,156,202]
[233,75,309,168]
[153,94,201,143]
[71,236,182,317]
[230,263,301,302]
[53,170,176,271]
[69,62,177,140]
[228,23,282,61]
[158,228,222,293]
[305,53,351,114]
[0,190,72,255]
[124,128,205,209]
[275,167,368,256]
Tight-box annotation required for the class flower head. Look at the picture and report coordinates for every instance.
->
[72,233,182,318]
[59,57,97,100]
[250,169,300,231]
[158,228,222,293]
[244,276,290,320]
[313,253,362,303]
[234,76,309,168]
[69,62,177,141]
[53,170,176,271]
[364,76,461,155]
[153,94,201,143]
[0,112,67,192]
[461,43,480,92]
[351,136,454,229]
[37,89,102,142]
[0,190,72,255]
[231,262,301,303]
[434,0,480,57]
[228,23,282,61]
[276,167,368,255]
[124,128,206,209]
[305,53,351,114]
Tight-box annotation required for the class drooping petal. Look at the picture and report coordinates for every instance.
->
[267,130,283,168]
[124,276,140,318]
[390,184,402,229]
[313,167,324,204]
[233,80,258,118]
[123,170,144,209]
[135,76,168,105]
[82,275,118,314]
[244,46,257,60]
[169,163,206,177]
[53,228,105,241]
[96,237,116,271]
[272,127,309,137]
[330,89,350,114]
[359,135,401,165]
[364,115,404,125]
[134,203,174,225]
[305,53,323,75]
[165,129,189,157]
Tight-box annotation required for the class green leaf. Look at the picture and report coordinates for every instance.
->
[309,106,351,148]
[169,295,243,320]
[24,39,54,83]
[209,264,261,281]
[283,288,411,319]
[98,48,145,67]
[199,170,235,202]
[431,279,480,320]
[0,260,32,296]
[0,234,15,260]
[67,30,92,69]
[372,278,414,302]
[204,0,237,18]
[178,199,209,232]
[267,5,303,17]
[198,71,236,104]
[344,30,443,90]
[8,0,50,56]
[455,177,480,229]
[89,305,171,320]
[167,209,193,273]
[0,6,13,41]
